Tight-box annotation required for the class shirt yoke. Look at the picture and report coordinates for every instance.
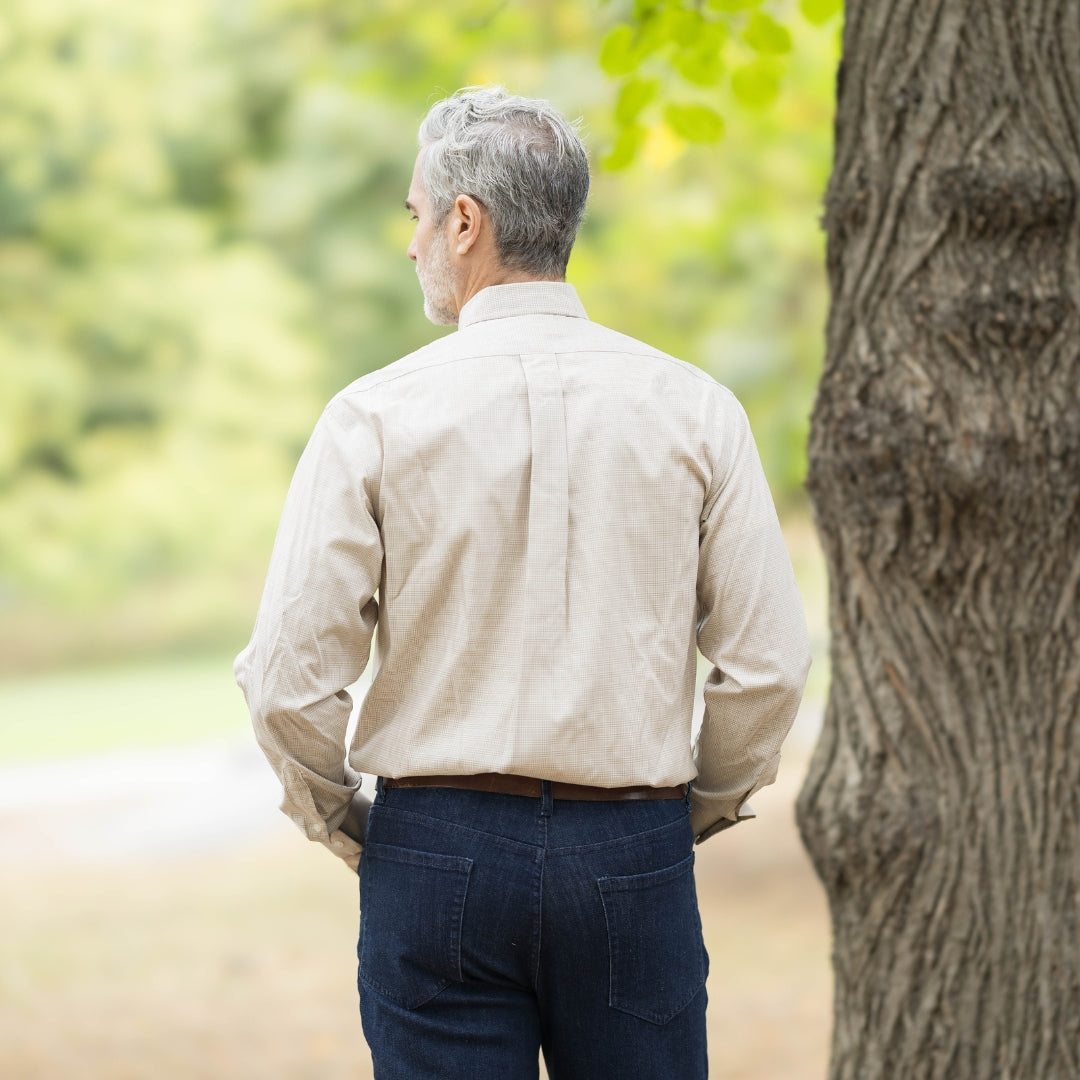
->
[329,315,734,412]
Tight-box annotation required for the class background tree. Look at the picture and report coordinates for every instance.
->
[606,0,1080,1074]
[0,0,327,659]
[796,2,1080,1075]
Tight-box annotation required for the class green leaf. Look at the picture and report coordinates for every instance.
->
[743,12,792,53]
[698,19,729,51]
[663,102,725,143]
[706,0,763,12]
[635,8,673,54]
[799,0,842,26]
[602,124,648,169]
[673,47,724,87]
[600,25,640,77]
[731,60,781,107]
[615,77,660,125]
[665,7,705,48]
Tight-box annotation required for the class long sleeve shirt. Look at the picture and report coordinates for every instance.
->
[235,282,811,859]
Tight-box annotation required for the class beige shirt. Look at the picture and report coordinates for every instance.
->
[235,282,810,858]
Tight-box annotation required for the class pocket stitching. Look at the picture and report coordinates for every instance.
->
[358,843,474,1009]
[597,853,706,1025]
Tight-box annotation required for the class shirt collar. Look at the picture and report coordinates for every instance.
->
[457,281,589,330]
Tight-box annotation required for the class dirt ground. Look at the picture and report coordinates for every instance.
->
[0,751,831,1080]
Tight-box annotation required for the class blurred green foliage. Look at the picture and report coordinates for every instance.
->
[598,0,840,167]
[0,0,838,673]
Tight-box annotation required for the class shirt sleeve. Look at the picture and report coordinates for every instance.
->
[691,390,811,843]
[234,396,382,858]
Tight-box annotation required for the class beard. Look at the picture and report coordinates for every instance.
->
[417,228,459,326]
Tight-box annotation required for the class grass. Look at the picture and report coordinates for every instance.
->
[0,655,248,763]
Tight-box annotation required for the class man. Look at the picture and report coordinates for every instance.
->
[236,86,810,1080]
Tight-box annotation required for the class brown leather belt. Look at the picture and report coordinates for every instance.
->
[383,773,687,801]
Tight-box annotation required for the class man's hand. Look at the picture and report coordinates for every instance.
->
[694,801,757,844]
[338,789,373,873]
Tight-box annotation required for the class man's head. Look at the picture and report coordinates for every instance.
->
[407,86,590,325]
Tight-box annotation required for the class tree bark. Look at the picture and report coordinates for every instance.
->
[796,1,1080,1077]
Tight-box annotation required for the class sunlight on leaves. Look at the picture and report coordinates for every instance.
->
[799,0,843,27]
[602,122,649,168]
[707,0,764,12]
[673,46,725,86]
[663,102,725,142]
[664,6,706,47]
[615,77,660,124]
[599,24,641,76]
[732,59,783,107]
[743,12,793,54]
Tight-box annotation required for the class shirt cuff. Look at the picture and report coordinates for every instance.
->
[320,829,363,859]
[693,801,757,844]
[331,789,373,855]
[691,777,759,841]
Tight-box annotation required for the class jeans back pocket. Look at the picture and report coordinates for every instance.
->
[358,842,474,1009]
[597,852,708,1025]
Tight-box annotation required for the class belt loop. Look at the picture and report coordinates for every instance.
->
[685,780,693,811]
[540,780,553,818]
[375,776,387,804]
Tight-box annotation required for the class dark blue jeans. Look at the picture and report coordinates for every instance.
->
[357,780,709,1079]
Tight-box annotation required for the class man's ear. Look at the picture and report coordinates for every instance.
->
[452,193,484,255]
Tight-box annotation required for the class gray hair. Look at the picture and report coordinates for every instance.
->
[418,86,590,279]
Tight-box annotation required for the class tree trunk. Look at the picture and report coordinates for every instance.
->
[796,1,1080,1077]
